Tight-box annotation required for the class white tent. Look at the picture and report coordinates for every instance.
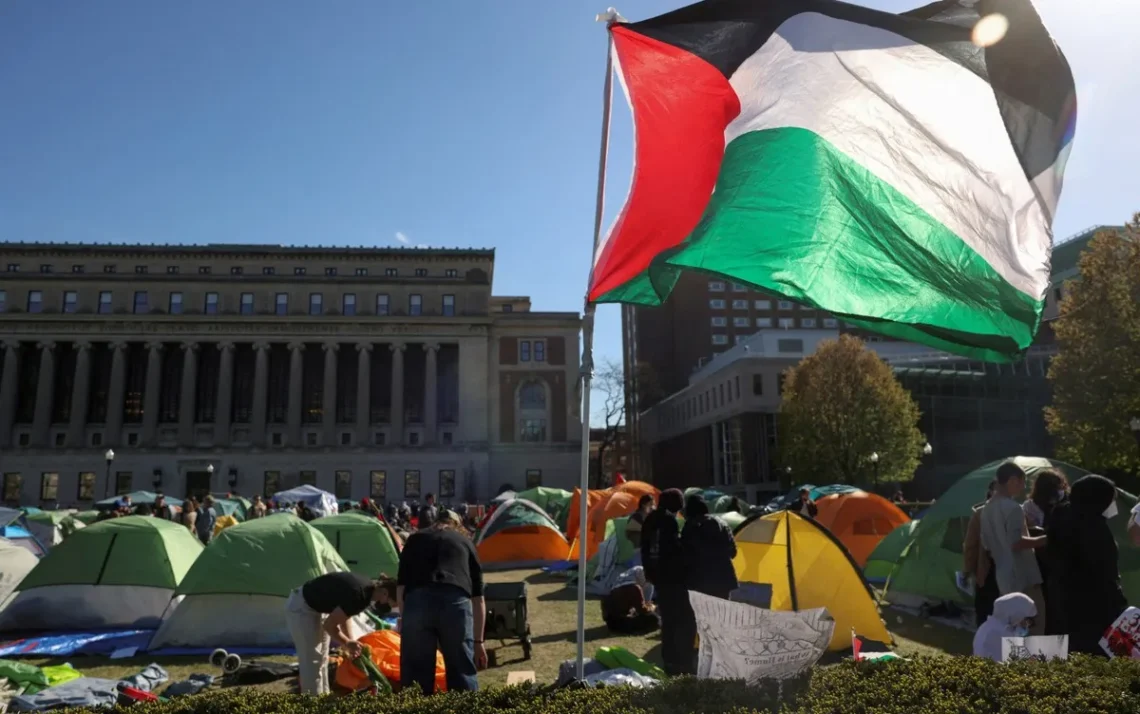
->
[272,485,339,518]
[0,538,38,610]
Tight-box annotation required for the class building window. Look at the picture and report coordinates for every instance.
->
[534,340,546,362]
[354,267,368,276]
[2,473,21,503]
[709,299,725,309]
[404,470,421,498]
[294,267,307,276]
[17,433,29,447]
[409,294,422,316]
[115,471,132,495]
[711,316,727,327]
[133,291,149,314]
[135,265,148,274]
[525,469,542,488]
[752,374,764,395]
[77,472,96,500]
[240,293,254,315]
[445,268,458,278]
[205,292,219,315]
[712,334,728,345]
[166,265,179,274]
[823,318,838,328]
[72,265,85,274]
[518,380,548,443]
[754,300,771,310]
[777,338,804,353]
[39,264,53,273]
[198,266,211,275]
[520,340,531,362]
[439,469,456,498]
[63,291,78,314]
[502,304,513,313]
[98,291,112,314]
[263,267,275,275]
[732,282,747,292]
[733,317,750,327]
[374,432,386,446]
[441,431,453,445]
[734,335,747,344]
[335,470,352,499]
[264,470,280,497]
[275,293,288,315]
[414,268,428,277]
[27,290,43,314]
[309,293,323,315]
[442,294,455,316]
[408,432,420,446]
[732,299,748,310]
[370,470,387,499]
[40,472,59,501]
[801,318,817,328]
[385,268,397,277]
[300,470,317,486]
[325,267,338,277]
[5,264,19,272]
[708,281,725,292]
[778,317,795,328]
[161,292,180,315]
[342,293,356,316]
[778,300,794,310]
[376,294,390,316]
[231,266,244,276]
[102,264,116,274]
[756,317,772,328]
[340,432,352,446]
[306,433,318,446]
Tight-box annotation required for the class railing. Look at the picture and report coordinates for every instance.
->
[1054,224,1109,246]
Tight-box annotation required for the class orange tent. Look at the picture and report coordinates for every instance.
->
[475,498,570,565]
[565,488,609,543]
[573,481,659,561]
[813,491,911,566]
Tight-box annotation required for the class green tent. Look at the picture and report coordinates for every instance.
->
[95,491,183,512]
[569,515,638,586]
[885,456,1140,607]
[213,497,251,521]
[24,510,85,546]
[516,487,573,531]
[864,520,920,583]
[311,512,400,579]
[714,510,747,532]
[72,511,100,525]
[0,516,204,631]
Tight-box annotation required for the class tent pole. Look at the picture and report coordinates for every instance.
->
[576,8,618,682]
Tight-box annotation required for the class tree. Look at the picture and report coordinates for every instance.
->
[593,359,626,487]
[779,335,925,489]
[1045,218,1140,476]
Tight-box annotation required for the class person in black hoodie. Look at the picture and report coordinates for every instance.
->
[682,495,739,600]
[640,488,688,675]
[1046,474,1127,654]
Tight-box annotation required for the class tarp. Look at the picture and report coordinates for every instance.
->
[475,499,569,566]
[733,510,891,651]
[311,512,401,579]
[0,509,47,557]
[813,491,911,567]
[271,485,338,517]
[864,520,920,584]
[0,630,152,658]
[94,491,183,512]
[515,487,573,531]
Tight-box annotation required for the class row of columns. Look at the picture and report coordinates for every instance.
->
[0,340,443,449]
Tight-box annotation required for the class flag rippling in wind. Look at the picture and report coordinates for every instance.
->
[588,0,1076,361]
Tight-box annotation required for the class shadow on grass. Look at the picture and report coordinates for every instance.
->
[528,625,611,645]
[889,609,974,656]
[536,587,601,603]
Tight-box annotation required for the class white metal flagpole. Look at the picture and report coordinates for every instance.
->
[575,6,621,681]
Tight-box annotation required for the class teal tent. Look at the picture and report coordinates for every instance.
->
[864,520,920,584]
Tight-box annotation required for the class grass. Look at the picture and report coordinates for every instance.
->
[21,569,973,693]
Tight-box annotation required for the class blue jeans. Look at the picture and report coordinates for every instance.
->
[400,585,478,694]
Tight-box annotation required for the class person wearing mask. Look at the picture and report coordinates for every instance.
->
[640,488,688,675]
[980,461,1047,634]
[1024,469,1068,530]
[249,495,267,519]
[626,495,655,550]
[196,496,218,545]
[972,592,1037,662]
[397,511,486,694]
[285,572,396,695]
[419,494,438,531]
[152,495,174,521]
[789,488,818,519]
[964,480,1000,626]
[1047,474,1127,654]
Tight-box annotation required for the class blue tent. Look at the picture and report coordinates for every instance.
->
[0,507,47,556]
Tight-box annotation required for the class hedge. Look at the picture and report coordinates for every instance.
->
[68,656,1140,714]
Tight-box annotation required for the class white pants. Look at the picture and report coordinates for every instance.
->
[285,588,330,695]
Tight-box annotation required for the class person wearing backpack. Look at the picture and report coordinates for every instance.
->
[196,495,218,544]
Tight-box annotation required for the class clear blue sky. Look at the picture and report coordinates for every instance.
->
[1,0,1135,422]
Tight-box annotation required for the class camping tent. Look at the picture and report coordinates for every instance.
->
[813,492,911,567]
[24,511,85,549]
[565,488,608,544]
[0,516,203,631]
[213,497,251,521]
[733,510,892,651]
[149,515,362,648]
[271,485,338,517]
[311,512,401,579]
[766,484,862,511]
[0,508,46,557]
[575,482,659,561]
[885,456,1140,607]
[475,499,569,568]
[72,511,100,525]
[0,538,39,608]
[94,491,183,512]
[864,520,920,584]
[714,511,747,532]
[515,487,573,531]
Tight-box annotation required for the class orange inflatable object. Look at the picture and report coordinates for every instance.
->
[579,481,659,560]
[813,491,911,566]
[565,488,608,543]
[335,629,447,693]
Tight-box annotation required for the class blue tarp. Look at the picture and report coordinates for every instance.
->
[0,630,152,657]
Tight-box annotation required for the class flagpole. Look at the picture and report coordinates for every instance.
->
[576,7,620,681]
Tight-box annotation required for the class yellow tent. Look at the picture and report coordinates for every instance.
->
[733,510,891,651]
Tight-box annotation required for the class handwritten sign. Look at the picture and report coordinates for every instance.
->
[1100,607,1140,659]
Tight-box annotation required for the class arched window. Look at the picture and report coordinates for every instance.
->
[517,380,549,443]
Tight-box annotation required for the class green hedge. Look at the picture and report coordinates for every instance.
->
[74,656,1140,714]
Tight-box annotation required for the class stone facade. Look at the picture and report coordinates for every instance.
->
[0,243,581,507]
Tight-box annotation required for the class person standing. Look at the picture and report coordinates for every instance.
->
[1047,474,1127,654]
[980,462,1047,635]
[964,480,999,626]
[285,572,395,695]
[682,495,738,599]
[397,512,486,694]
[152,494,174,521]
[195,495,218,545]
[1023,469,1068,530]
[640,489,689,675]
[625,494,655,550]
[419,494,438,531]
[182,497,199,533]
[789,489,818,519]
[249,495,267,519]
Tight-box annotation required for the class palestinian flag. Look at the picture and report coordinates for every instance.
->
[588,0,1076,361]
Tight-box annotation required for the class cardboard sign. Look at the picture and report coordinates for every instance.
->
[1000,635,1068,662]
[1100,607,1140,659]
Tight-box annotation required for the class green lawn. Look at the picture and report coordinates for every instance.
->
[24,569,973,692]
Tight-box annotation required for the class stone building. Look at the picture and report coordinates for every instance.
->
[0,243,582,507]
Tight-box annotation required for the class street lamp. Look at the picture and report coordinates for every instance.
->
[784,465,792,486]
[870,452,880,490]
[922,443,933,457]
[104,449,115,498]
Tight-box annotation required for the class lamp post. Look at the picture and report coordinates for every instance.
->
[104,449,115,498]
[784,465,793,488]
[870,451,880,490]
[922,443,933,457]
[207,464,215,494]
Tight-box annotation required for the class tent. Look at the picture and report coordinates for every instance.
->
[0,516,203,631]
[311,512,401,579]
[515,487,573,530]
[0,508,47,557]
[733,510,892,651]
[565,488,608,544]
[24,511,85,549]
[213,497,251,521]
[864,520,920,584]
[72,511,100,525]
[813,492,911,567]
[271,485,338,518]
[885,456,1140,607]
[766,484,862,511]
[714,511,747,532]
[94,491,183,512]
[475,499,569,568]
[149,515,362,648]
[0,538,39,608]
[574,481,659,561]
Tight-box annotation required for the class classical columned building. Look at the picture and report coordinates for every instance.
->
[0,243,582,507]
